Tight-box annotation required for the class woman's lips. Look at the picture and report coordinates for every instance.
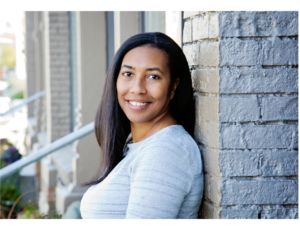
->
[126,100,150,110]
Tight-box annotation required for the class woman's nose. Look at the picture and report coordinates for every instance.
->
[129,77,146,94]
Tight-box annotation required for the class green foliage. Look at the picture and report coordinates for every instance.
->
[0,140,22,218]
[0,173,21,203]
[0,159,5,168]
[0,139,62,219]
[18,201,62,219]
[18,202,41,219]
[0,176,22,219]
[41,212,63,219]
[11,91,24,100]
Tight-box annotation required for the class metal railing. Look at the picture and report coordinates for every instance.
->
[0,122,94,181]
[0,91,45,116]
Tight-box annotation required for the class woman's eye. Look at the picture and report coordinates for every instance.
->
[148,74,160,80]
[122,71,132,77]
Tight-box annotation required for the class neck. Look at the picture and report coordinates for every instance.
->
[130,113,177,143]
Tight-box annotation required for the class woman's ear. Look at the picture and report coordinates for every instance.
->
[170,78,180,99]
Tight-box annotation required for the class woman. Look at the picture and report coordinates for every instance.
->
[80,32,203,219]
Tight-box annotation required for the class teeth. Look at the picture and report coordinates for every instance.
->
[129,101,147,107]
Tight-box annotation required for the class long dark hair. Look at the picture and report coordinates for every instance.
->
[91,32,195,184]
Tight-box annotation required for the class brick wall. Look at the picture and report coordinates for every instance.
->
[48,12,72,141]
[34,12,73,214]
[183,11,298,218]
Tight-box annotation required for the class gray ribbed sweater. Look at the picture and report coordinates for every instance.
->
[80,125,203,219]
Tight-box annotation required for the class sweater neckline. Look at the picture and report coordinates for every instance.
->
[126,124,182,149]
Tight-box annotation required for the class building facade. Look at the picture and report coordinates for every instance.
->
[25,11,298,218]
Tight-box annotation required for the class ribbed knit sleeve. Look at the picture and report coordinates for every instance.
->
[126,144,194,218]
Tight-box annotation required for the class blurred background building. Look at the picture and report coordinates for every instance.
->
[0,12,26,151]
[24,11,182,216]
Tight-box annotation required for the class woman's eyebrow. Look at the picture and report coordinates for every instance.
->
[146,67,163,73]
[121,64,134,69]
[121,64,163,73]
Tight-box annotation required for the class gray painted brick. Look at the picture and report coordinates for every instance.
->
[292,129,298,149]
[261,96,298,121]
[185,11,298,218]
[184,41,219,67]
[204,174,221,204]
[221,150,298,177]
[220,67,298,93]
[220,205,259,218]
[192,68,219,93]
[261,206,298,218]
[220,12,298,37]
[192,14,209,40]
[220,95,260,122]
[198,41,219,66]
[272,12,298,36]
[220,124,297,149]
[220,150,260,177]
[195,94,219,122]
[262,38,298,65]
[195,119,219,148]
[208,12,219,38]
[220,38,261,66]
[201,147,220,177]
[183,43,199,67]
[220,38,298,66]
[183,20,192,43]
[261,150,298,176]
[222,179,298,205]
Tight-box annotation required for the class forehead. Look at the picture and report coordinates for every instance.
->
[121,45,169,68]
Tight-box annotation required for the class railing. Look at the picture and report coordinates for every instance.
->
[0,91,45,116]
[0,122,94,181]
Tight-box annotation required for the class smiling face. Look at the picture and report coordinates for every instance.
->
[116,45,177,127]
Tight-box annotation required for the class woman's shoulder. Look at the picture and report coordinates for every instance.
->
[138,125,202,173]
[148,125,199,153]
